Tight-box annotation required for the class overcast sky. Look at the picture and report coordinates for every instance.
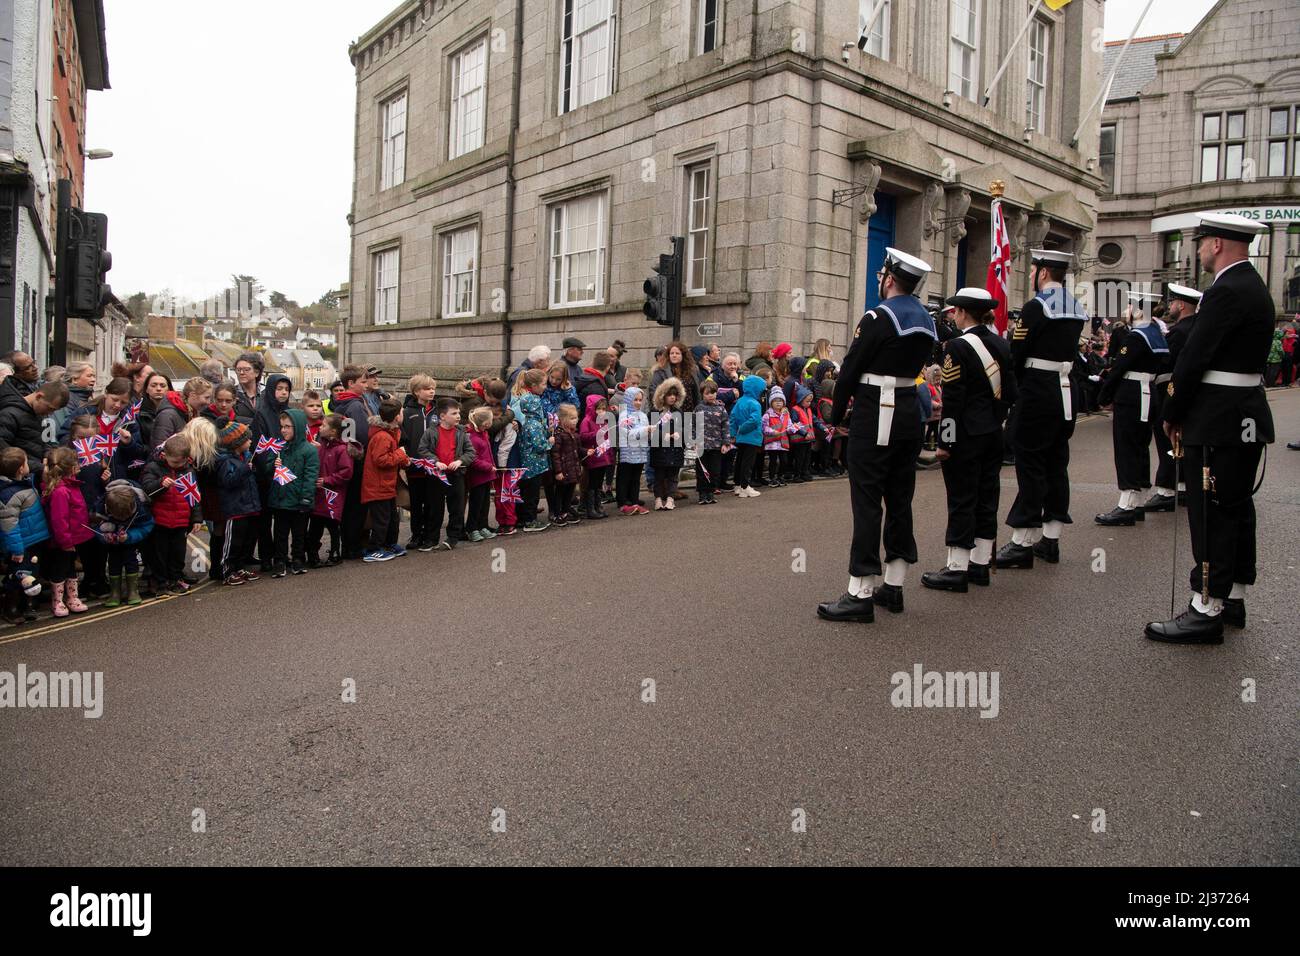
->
[84,0,1221,305]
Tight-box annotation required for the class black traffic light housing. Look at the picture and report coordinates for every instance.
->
[65,210,112,318]
[642,237,685,337]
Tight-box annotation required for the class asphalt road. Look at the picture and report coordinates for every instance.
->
[2,391,1297,866]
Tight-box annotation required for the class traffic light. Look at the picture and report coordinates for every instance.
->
[65,210,112,318]
[643,254,674,327]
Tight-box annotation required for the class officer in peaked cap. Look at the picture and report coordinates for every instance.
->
[1144,283,1203,512]
[995,248,1090,570]
[1095,292,1170,525]
[818,247,937,624]
[1145,213,1274,645]
[921,288,1017,594]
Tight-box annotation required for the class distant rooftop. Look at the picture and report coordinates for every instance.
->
[1103,33,1184,101]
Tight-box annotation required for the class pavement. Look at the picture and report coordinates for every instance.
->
[1,390,1297,866]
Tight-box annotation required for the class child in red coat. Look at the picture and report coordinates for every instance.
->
[42,446,93,616]
[141,434,203,594]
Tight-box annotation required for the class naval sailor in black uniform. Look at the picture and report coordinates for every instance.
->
[920,288,1017,593]
[1095,293,1170,525]
[995,249,1090,569]
[1146,213,1275,644]
[818,248,937,623]
[1143,283,1202,512]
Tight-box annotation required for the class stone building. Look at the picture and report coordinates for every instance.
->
[347,0,1106,378]
[1096,0,1300,321]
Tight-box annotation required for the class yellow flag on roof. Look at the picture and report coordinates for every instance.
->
[1043,0,1074,10]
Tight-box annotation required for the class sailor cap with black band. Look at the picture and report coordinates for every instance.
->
[1192,212,1267,243]
[883,247,933,283]
[1166,283,1203,304]
[1127,291,1161,303]
[1030,249,1074,268]
[945,287,998,311]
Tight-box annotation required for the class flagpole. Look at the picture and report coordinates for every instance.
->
[982,0,1044,108]
[857,0,889,51]
[1070,0,1155,147]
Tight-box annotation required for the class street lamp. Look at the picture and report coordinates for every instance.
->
[87,149,114,160]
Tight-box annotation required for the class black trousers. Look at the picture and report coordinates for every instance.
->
[734,445,758,488]
[697,450,722,497]
[367,499,399,551]
[1111,402,1152,491]
[150,526,188,584]
[1183,443,1262,599]
[719,447,735,484]
[615,463,643,506]
[78,537,108,588]
[342,467,367,557]
[1151,392,1179,490]
[427,474,466,542]
[106,545,140,576]
[1007,409,1075,528]
[273,509,309,568]
[766,451,785,481]
[254,480,274,568]
[792,442,812,477]
[652,467,679,499]
[306,516,340,558]
[467,481,492,532]
[406,472,436,542]
[555,482,576,516]
[518,476,543,524]
[585,465,609,505]
[941,431,1002,550]
[222,517,256,578]
[847,430,922,577]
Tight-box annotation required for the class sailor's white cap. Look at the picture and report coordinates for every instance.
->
[946,287,998,311]
[1127,291,1161,303]
[884,247,933,281]
[1030,248,1074,268]
[1193,212,1267,243]
[1166,282,1203,303]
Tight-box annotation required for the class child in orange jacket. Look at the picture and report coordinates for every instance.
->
[361,400,409,561]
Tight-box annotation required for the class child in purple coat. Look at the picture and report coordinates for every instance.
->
[308,414,354,567]
[465,407,497,541]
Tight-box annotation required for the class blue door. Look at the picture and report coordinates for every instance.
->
[864,193,896,312]
[956,234,969,290]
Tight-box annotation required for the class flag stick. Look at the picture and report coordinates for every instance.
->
[982,0,1044,108]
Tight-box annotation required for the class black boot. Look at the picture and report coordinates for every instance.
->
[872,584,905,614]
[1033,537,1060,564]
[968,563,991,587]
[1222,598,1245,628]
[817,593,875,623]
[995,542,1034,569]
[1095,506,1138,526]
[921,568,969,593]
[1142,493,1175,512]
[1144,604,1225,644]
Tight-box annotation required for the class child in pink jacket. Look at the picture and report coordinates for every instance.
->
[42,446,93,616]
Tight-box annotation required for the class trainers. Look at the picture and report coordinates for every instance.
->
[434,540,453,551]
[272,566,289,579]
[664,496,675,511]
[363,549,394,562]
[496,525,518,536]
[417,538,436,552]
[523,519,550,532]
[469,530,485,543]
[223,575,245,587]
[552,514,568,527]
[237,569,261,583]
[745,487,762,497]
[386,545,408,558]
[291,565,308,575]
[480,529,497,539]
[405,538,422,551]
[633,505,650,515]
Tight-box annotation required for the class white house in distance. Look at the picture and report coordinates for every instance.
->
[295,324,338,348]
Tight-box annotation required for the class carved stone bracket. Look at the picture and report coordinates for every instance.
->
[945,188,970,246]
[859,161,882,223]
[1026,213,1051,253]
[921,181,945,238]
[1007,209,1029,257]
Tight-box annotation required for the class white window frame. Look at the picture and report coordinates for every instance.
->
[373,248,400,326]
[449,38,487,161]
[686,164,711,295]
[380,91,407,191]
[1099,122,1117,192]
[441,226,479,319]
[1266,106,1297,178]
[548,193,607,309]
[1200,110,1246,183]
[948,0,980,102]
[859,0,890,61]
[1026,17,1049,133]
[698,0,722,55]
[560,0,617,114]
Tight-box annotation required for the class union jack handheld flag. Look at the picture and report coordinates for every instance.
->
[73,438,102,468]
[94,431,119,459]
[120,400,143,426]
[174,472,202,507]
[256,436,286,457]
[324,489,339,507]
[499,468,525,505]
[272,462,297,486]
[409,457,440,475]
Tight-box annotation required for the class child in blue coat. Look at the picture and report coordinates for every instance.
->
[728,375,767,498]
[91,479,155,607]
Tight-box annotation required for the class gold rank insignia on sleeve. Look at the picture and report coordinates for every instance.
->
[1120,346,1128,355]
[941,354,960,382]
[1012,325,1027,340]
[1167,383,1174,397]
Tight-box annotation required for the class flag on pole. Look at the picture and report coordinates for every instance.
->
[120,400,143,426]
[256,436,286,457]
[410,458,453,485]
[272,462,297,486]
[175,472,202,507]
[1042,0,1073,10]
[73,438,102,468]
[986,197,1012,336]
[94,431,119,459]
[499,468,524,505]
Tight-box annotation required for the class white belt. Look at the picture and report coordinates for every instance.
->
[858,373,912,445]
[1124,371,1157,423]
[1024,358,1073,421]
[1202,370,1262,388]
[1154,373,1172,385]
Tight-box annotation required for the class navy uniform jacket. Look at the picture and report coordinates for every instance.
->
[1098,323,1168,408]
[832,295,937,441]
[1163,261,1274,447]
[1010,287,1089,426]
[1162,313,1199,373]
[937,325,1017,450]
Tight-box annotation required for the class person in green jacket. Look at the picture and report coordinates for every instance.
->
[261,407,319,576]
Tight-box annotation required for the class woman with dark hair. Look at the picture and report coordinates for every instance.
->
[233,352,265,426]
[151,378,213,449]
[607,340,627,390]
[137,371,171,448]
[648,342,700,412]
[112,361,152,402]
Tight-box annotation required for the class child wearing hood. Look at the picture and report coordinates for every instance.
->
[214,421,261,585]
[696,379,732,504]
[261,408,319,576]
[0,447,49,623]
[579,394,613,519]
[728,375,766,498]
[761,387,791,489]
[816,374,844,477]
[251,373,292,572]
[361,399,410,559]
[616,385,650,515]
[789,385,816,482]
[43,446,93,615]
[92,480,154,607]
[649,378,687,511]
[516,370,553,532]
[464,407,497,541]
[308,414,352,567]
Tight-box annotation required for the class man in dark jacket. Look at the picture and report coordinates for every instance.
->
[1,352,41,396]
[574,352,613,408]
[0,379,69,479]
